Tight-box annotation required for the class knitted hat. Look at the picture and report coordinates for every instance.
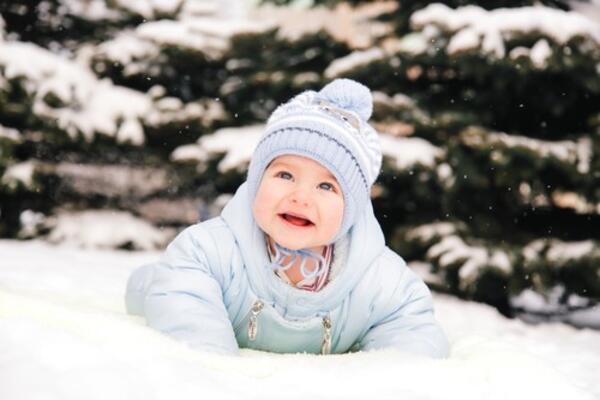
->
[247,78,382,242]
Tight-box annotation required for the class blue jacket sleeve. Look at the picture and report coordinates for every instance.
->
[137,225,239,355]
[359,260,449,359]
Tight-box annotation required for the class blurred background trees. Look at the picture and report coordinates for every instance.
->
[1,0,599,327]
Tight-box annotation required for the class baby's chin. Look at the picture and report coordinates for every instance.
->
[268,234,328,251]
[272,237,311,251]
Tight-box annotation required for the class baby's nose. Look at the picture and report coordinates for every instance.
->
[289,188,311,206]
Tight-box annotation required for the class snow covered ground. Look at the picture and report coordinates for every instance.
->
[0,239,598,400]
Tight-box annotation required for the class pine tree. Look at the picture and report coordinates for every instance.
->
[1,0,598,324]
[342,2,600,322]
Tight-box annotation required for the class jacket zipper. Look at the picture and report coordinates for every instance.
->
[247,300,333,354]
[248,300,264,341]
[321,315,332,355]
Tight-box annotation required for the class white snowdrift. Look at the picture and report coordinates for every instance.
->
[0,240,598,400]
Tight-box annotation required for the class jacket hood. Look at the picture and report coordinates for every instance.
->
[221,182,386,318]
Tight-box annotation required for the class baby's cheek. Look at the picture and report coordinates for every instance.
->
[254,193,278,230]
[252,198,268,226]
[324,199,344,236]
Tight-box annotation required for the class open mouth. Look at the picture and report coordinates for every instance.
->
[278,213,315,228]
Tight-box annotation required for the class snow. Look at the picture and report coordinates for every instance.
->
[0,41,151,145]
[552,191,600,215]
[171,127,443,174]
[406,221,459,243]
[510,286,600,329]
[145,96,226,128]
[436,162,455,188]
[511,286,576,314]
[95,32,160,67]
[575,137,592,174]
[569,0,600,25]
[45,210,173,250]
[395,32,431,55]
[372,91,417,111]
[325,48,386,79]
[1,161,36,189]
[249,2,395,48]
[134,17,275,60]
[112,0,183,19]
[411,4,600,61]
[464,131,592,175]
[62,0,124,21]
[379,134,444,170]
[136,19,225,57]
[529,39,553,68]
[511,238,600,328]
[546,240,595,265]
[450,28,496,57]
[171,125,264,172]
[0,239,598,399]
[408,261,446,287]
[0,125,20,142]
[94,2,275,66]
[426,235,513,291]
[510,39,553,69]
[1,38,224,145]
[180,0,219,17]
[523,238,597,268]
[18,210,46,238]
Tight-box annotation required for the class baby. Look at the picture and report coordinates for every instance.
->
[126,79,449,357]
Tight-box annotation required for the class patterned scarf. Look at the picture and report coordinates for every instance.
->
[267,239,334,292]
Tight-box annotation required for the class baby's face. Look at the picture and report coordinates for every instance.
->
[253,154,344,251]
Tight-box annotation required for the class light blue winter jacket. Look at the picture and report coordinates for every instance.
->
[125,182,449,358]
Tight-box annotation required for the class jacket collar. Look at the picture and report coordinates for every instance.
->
[221,182,386,318]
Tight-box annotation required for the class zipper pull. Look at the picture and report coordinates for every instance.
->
[248,300,264,341]
[321,315,332,355]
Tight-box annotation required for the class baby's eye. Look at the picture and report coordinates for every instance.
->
[318,182,334,191]
[276,171,293,180]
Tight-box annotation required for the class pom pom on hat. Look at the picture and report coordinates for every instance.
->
[318,78,373,121]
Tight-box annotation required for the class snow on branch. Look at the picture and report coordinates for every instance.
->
[0,40,225,145]
[96,14,277,64]
[405,222,462,245]
[171,125,444,174]
[1,161,37,191]
[0,125,20,142]
[410,4,600,64]
[460,128,592,175]
[379,135,444,171]
[110,0,184,20]
[0,41,150,144]
[523,238,599,269]
[93,31,161,72]
[60,0,125,22]
[325,48,386,79]
[171,125,263,173]
[46,210,173,250]
[426,235,513,292]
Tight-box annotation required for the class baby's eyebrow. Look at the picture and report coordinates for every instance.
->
[268,160,294,170]
[321,171,337,182]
